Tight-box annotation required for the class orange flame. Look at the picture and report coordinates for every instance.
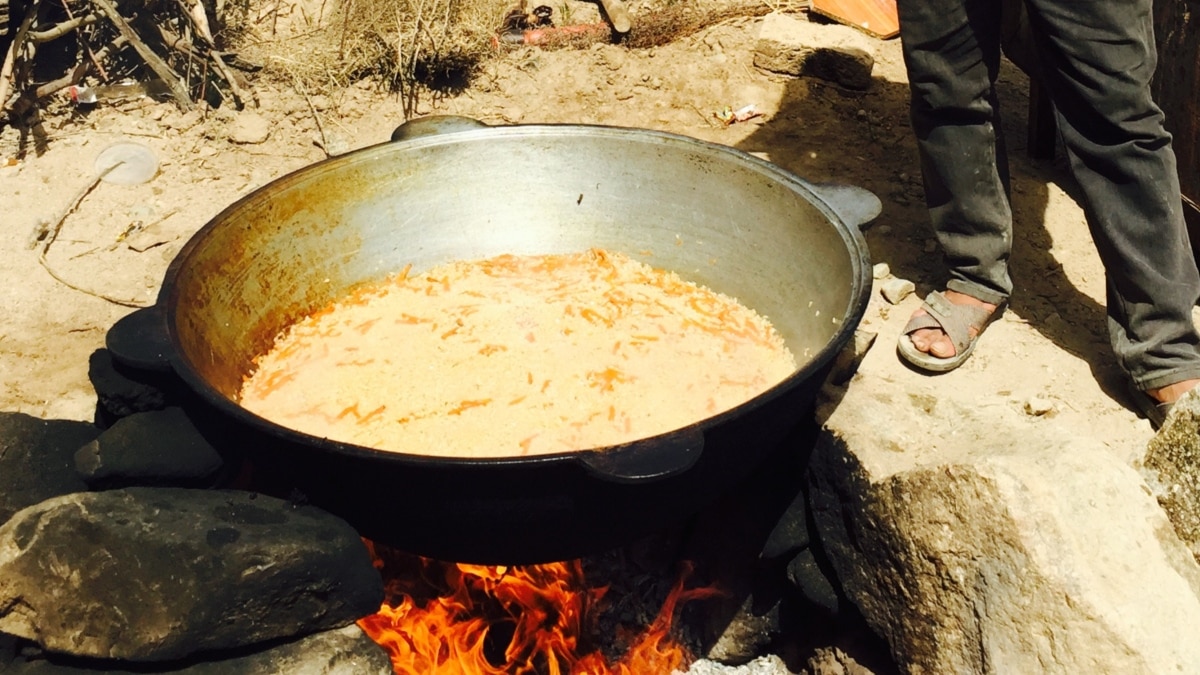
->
[357,543,721,674]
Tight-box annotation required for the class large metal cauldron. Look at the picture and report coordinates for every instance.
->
[109,117,876,564]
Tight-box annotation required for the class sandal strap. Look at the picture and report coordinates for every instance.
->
[902,291,999,354]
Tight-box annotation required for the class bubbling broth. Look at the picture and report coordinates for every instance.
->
[238,249,797,458]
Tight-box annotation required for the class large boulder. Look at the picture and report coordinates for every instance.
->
[1139,389,1200,562]
[3,624,393,674]
[0,488,384,662]
[809,379,1200,673]
[0,412,97,526]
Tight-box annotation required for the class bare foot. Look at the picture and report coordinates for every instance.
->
[907,290,999,358]
[1146,379,1200,405]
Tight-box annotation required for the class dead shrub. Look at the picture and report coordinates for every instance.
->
[231,0,512,115]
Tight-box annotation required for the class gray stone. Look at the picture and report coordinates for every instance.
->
[804,648,875,675]
[88,349,175,424]
[1140,389,1200,562]
[704,594,780,666]
[0,488,384,662]
[809,383,1200,673]
[0,412,96,526]
[761,490,811,561]
[4,624,392,674]
[682,654,795,675]
[754,14,875,90]
[785,548,840,616]
[74,408,224,488]
[878,278,915,305]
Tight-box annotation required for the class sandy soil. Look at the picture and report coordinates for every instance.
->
[0,3,1159,460]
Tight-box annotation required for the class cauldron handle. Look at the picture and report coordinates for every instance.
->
[576,427,704,483]
[806,182,882,231]
[106,305,174,373]
[390,115,490,142]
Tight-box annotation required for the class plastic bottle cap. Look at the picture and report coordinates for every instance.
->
[94,141,160,185]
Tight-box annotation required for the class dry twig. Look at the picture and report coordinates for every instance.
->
[89,0,195,109]
[0,0,44,113]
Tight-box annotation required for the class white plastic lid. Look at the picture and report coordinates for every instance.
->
[93,141,160,185]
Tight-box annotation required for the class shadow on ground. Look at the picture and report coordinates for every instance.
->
[735,55,1128,406]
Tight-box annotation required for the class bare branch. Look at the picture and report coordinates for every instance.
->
[88,0,195,110]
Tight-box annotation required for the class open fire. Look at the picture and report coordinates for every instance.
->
[358,543,722,674]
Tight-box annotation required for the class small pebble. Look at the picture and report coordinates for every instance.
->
[1024,395,1055,416]
[880,277,916,305]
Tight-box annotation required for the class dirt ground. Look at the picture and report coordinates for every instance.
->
[0,1,1159,459]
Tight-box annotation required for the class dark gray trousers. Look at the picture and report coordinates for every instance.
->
[897,0,1200,390]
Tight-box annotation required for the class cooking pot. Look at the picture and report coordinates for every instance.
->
[108,117,877,564]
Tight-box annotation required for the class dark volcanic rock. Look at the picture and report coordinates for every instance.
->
[3,625,393,674]
[0,488,384,662]
[74,408,225,488]
[0,412,97,526]
[88,349,179,427]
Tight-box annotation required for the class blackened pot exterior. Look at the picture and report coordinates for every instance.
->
[112,120,875,564]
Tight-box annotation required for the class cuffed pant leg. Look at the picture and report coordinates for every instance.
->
[897,0,1014,306]
[1023,0,1200,389]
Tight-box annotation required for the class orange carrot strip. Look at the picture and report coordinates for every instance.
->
[447,399,492,416]
[255,369,297,397]
[354,318,380,335]
[357,405,387,425]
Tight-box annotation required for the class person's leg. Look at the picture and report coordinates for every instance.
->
[897,0,1011,361]
[1021,0,1200,398]
[898,0,1012,305]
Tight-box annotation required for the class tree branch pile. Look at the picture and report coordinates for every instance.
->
[1,0,254,124]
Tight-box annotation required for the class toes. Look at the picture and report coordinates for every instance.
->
[909,327,957,358]
[910,327,935,350]
[927,334,957,359]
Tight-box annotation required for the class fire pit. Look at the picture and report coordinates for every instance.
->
[1,120,891,673]
[0,363,896,674]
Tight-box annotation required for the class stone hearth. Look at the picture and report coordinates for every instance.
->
[0,347,894,674]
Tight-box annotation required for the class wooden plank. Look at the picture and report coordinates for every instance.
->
[809,0,899,39]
